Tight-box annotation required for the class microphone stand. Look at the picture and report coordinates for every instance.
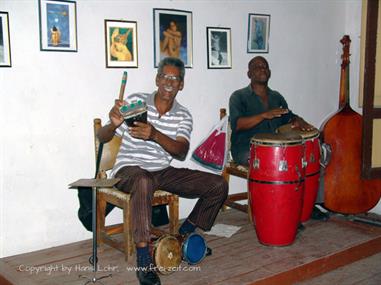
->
[79,186,112,284]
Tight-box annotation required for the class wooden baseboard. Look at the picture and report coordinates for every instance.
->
[0,275,13,285]
[251,234,381,285]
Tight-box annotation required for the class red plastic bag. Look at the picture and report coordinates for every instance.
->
[192,116,228,172]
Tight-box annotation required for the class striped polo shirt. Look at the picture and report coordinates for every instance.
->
[110,91,193,175]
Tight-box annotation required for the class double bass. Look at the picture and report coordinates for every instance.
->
[320,35,381,214]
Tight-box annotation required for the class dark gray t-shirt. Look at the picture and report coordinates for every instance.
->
[229,85,296,165]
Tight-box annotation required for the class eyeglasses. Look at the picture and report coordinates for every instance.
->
[158,73,181,82]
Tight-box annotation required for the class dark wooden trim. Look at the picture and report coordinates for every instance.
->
[0,275,13,285]
[224,192,249,212]
[224,200,248,212]
[226,192,248,201]
[361,0,380,179]
[368,167,381,178]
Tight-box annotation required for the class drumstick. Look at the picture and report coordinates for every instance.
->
[118,71,128,101]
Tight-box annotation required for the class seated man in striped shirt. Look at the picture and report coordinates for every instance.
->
[97,57,228,285]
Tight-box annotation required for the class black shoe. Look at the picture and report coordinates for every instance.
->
[136,267,161,285]
[311,205,329,221]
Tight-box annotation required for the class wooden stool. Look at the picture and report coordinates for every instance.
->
[220,109,250,218]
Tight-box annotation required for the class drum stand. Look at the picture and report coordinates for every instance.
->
[348,215,381,227]
[79,186,112,284]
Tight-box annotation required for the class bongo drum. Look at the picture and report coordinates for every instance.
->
[249,133,305,246]
[277,124,321,222]
[152,235,181,275]
[181,233,207,265]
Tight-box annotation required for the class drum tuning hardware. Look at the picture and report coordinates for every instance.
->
[278,160,288,171]
[302,158,308,168]
[253,159,260,169]
[295,166,302,182]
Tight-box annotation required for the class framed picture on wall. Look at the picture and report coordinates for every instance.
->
[105,20,138,68]
[38,0,78,52]
[247,13,270,53]
[0,11,11,67]
[207,27,232,69]
[153,8,193,68]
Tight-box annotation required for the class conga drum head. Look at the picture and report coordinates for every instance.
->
[277,123,319,140]
[182,233,207,265]
[251,132,302,146]
[153,235,181,275]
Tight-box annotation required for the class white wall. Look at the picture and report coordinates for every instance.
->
[1,0,377,258]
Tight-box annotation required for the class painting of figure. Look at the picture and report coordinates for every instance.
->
[46,3,70,47]
[247,14,270,53]
[0,11,11,67]
[109,27,133,62]
[0,20,4,63]
[159,14,187,63]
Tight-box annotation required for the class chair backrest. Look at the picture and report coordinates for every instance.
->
[93,118,121,177]
[220,108,227,120]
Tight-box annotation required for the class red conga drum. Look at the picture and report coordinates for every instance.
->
[249,133,305,246]
[277,124,321,222]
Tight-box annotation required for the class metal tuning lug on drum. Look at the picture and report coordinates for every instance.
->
[295,165,303,192]
[302,157,308,168]
[278,145,288,171]
[253,158,260,169]
[278,160,288,171]
[253,145,260,169]
[309,153,316,164]
[302,140,307,168]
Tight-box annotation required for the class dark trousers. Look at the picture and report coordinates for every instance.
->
[115,166,229,243]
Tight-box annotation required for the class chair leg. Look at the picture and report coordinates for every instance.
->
[123,200,133,261]
[221,169,230,211]
[168,196,179,235]
[96,192,107,246]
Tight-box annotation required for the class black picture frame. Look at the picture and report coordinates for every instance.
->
[38,0,78,52]
[207,27,232,69]
[153,8,193,68]
[0,11,11,67]
[247,13,270,53]
[104,19,138,68]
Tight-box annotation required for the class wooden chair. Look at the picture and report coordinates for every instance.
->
[220,108,250,215]
[93,118,179,261]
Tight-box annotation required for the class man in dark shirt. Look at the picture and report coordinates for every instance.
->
[229,56,328,221]
[229,56,312,165]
